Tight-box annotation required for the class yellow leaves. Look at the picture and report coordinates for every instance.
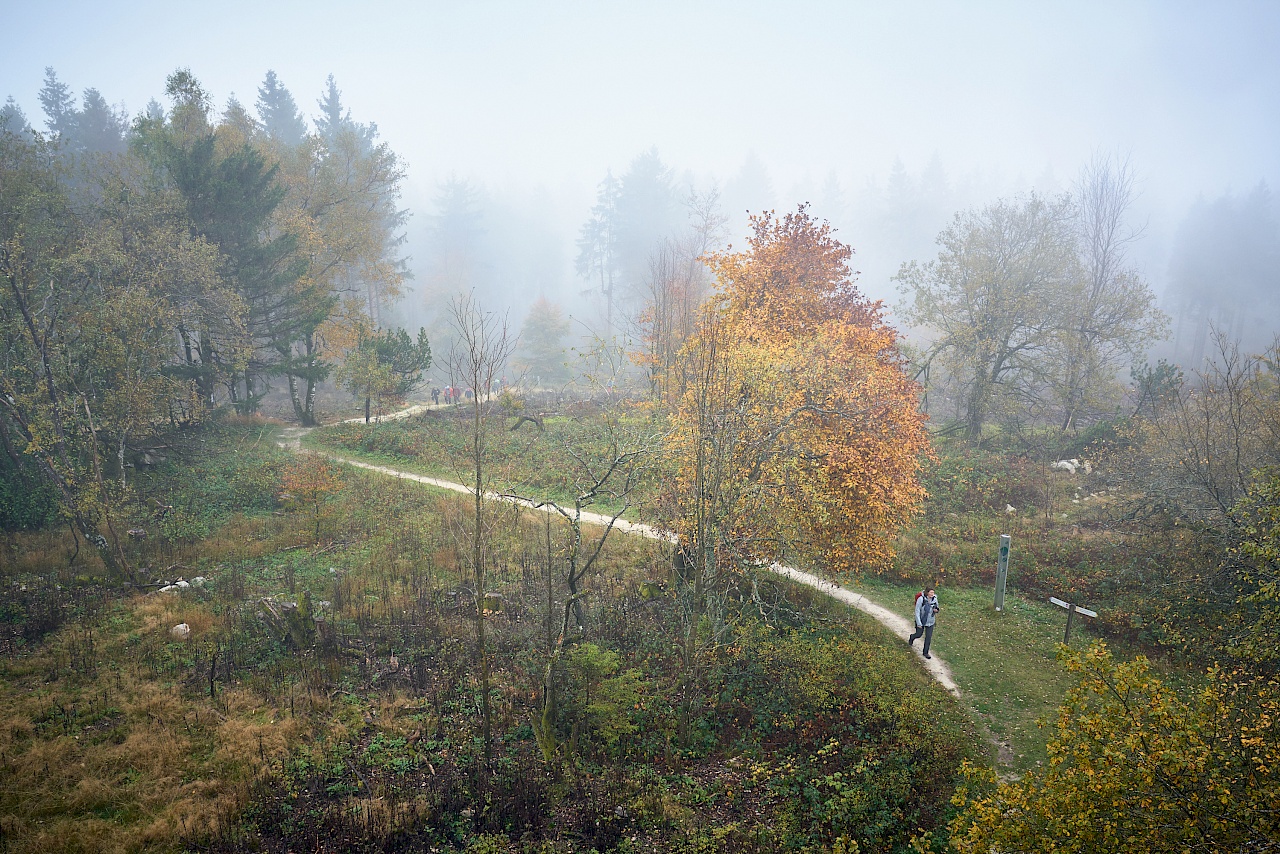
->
[952,641,1280,852]
[265,128,405,323]
[665,207,929,574]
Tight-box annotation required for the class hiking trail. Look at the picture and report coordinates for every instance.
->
[277,421,962,698]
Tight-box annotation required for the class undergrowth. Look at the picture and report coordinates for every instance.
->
[0,419,977,853]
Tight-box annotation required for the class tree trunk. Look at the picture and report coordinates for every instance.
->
[197,332,216,406]
[965,376,991,440]
[303,376,317,427]
[287,372,306,425]
[472,383,492,766]
[243,371,257,415]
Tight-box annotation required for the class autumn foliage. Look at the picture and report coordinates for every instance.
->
[950,642,1280,852]
[665,207,930,574]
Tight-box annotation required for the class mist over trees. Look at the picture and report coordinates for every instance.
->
[3,24,1280,850]
[516,296,571,385]
[1166,183,1280,368]
[7,60,1272,442]
[35,67,129,158]
[575,148,689,337]
[894,158,1168,439]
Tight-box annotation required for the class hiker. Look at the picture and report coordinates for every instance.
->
[908,586,940,659]
[431,387,440,405]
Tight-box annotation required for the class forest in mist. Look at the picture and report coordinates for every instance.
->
[4,46,1278,391]
[3,5,1280,851]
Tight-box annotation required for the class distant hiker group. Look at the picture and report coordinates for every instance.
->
[438,386,475,405]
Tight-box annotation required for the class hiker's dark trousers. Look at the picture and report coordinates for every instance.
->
[909,623,934,655]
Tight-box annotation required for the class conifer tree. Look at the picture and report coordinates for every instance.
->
[255,69,307,146]
[37,67,76,138]
[0,97,31,139]
[314,74,351,145]
[74,88,127,155]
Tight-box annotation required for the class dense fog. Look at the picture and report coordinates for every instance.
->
[5,1,1278,371]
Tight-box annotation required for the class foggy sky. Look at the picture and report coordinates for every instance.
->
[4,0,1279,310]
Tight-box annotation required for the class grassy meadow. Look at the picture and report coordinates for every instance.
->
[1,418,982,853]
[307,407,1160,780]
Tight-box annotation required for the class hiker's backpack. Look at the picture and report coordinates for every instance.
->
[914,590,924,613]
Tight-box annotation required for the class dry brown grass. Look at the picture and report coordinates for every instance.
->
[0,584,322,854]
[0,425,677,852]
[133,595,215,638]
[1,529,107,578]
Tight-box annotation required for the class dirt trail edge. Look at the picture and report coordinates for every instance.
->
[278,428,961,698]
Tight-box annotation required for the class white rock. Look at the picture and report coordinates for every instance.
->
[1004,504,1017,515]
[191,576,206,587]
[170,623,191,640]
[174,580,190,589]
[158,585,178,593]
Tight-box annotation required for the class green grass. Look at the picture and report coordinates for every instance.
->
[849,577,1092,775]
[306,410,664,516]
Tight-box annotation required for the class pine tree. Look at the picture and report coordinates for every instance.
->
[313,74,377,153]
[255,70,307,146]
[75,88,127,155]
[576,170,622,329]
[0,97,31,139]
[614,148,681,290]
[217,94,258,148]
[517,297,571,384]
[146,70,313,414]
[314,74,351,145]
[37,67,76,138]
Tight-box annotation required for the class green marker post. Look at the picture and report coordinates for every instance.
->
[994,534,1010,612]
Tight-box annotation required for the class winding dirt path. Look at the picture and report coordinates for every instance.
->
[277,425,962,698]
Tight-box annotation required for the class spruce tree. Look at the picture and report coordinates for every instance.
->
[314,74,351,145]
[0,97,31,139]
[75,88,127,155]
[255,70,307,146]
[37,67,76,138]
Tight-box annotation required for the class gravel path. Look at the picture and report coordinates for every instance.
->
[280,426,962,698]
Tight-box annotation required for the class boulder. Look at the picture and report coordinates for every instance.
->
[170,622,191,640]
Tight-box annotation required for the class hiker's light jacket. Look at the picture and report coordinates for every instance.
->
[916,594,939,628]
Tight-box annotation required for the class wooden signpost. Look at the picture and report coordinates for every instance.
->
[1049,596,1097,644]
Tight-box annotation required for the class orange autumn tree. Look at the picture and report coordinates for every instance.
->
[664,206,930,581]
